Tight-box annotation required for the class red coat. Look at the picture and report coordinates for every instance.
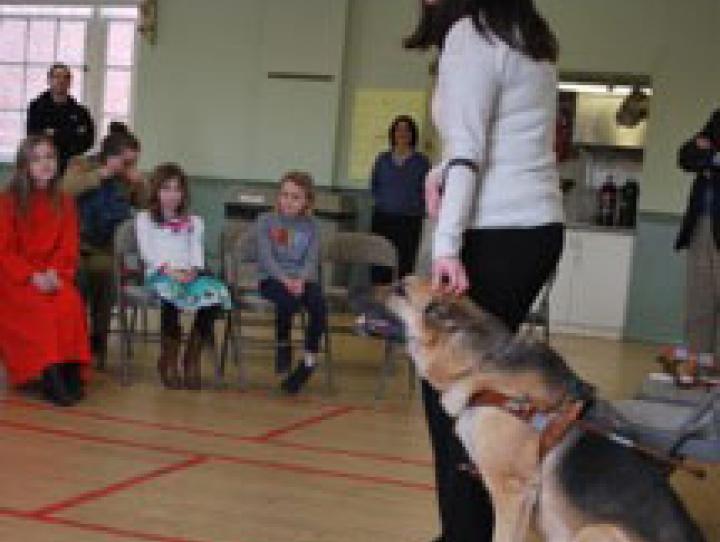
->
[0,190,91,386]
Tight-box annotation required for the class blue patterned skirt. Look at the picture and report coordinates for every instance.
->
[145,272,232,311]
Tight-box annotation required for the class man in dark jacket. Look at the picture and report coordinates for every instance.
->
[676,110,720,359]
[27,63,95,172]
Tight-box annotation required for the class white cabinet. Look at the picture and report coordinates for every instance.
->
[549,229,635,338]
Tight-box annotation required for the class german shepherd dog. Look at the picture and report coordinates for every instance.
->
[380,276,706,542]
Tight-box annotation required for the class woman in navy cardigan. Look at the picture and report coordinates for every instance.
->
[676,109,720,361]
[370,115,430,283]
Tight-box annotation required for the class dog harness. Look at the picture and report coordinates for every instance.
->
[466,389,585,458]
[463,388,706,478]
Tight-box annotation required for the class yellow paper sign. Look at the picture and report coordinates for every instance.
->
[349,89,428,185]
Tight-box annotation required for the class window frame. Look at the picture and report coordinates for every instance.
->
[0,2,139,162]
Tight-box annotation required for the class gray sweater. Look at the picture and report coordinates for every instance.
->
[256,211,320,282]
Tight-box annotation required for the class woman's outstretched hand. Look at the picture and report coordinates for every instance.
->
[431,257,469,296]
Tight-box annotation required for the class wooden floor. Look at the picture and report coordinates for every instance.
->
[1,326,718,542]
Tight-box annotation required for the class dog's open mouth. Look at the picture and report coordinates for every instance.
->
[349,289,406,343]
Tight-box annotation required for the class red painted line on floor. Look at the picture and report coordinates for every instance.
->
[0,419,433,493]
[31,456,207,518]
[0,507,210,542]
[0,418,187,457]
[211,453,434,493]
[2,397,259,441]
[254,405,356,441]
[1,397,432,468]
[269,439,432,468]
[239,388,411,415]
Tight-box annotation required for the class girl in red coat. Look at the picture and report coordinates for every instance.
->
[0,135,91,406]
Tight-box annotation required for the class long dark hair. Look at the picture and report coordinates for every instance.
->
[147,162,190,223]
[405,0,558,62]
[6,135,61,216]
[99,121,141,163]
[388,115,419,149]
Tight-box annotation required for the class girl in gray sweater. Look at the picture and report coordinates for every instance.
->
[257,171,326,394]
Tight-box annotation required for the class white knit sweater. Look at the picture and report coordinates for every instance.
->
[432,17,563,259]
[135,210,205,275]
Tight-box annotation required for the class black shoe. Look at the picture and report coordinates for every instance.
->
[60,363,86,402]
[280,362,315,395]
[275,344,292,374]
[42,364,76,407]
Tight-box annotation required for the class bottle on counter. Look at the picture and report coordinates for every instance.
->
[597,175,617,227]
[618,179,640,228]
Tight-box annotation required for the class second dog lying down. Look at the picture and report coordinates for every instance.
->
[377,276,705,542]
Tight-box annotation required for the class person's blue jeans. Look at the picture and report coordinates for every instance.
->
[259,279,327,353]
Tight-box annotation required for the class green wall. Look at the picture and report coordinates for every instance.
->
[6,0,720,344]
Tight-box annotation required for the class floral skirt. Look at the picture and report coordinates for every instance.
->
[145,273,232,311]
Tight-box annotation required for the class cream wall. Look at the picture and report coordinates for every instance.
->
[134,0,720,213]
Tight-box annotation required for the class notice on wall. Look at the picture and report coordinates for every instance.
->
[348,89,428,185]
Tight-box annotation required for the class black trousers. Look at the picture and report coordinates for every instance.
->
[423,223,564,542]
[370,209,424,283]
[259,279,327,353]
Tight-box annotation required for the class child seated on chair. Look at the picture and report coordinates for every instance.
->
[257,171,327,394]
[136,163,231,390]
[0,136,91,406]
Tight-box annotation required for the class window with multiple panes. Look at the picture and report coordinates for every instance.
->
[0,4,138,159]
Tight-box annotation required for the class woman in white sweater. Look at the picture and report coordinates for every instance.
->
[405,1,563,541]
[136,163,230,390]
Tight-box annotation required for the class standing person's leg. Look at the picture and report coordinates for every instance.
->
[424,224,563,542]
[713,241,720,359]
[281,282,326,394]
[686,218,716,357]
[396,215,424,278]
[421,380,458,541]
[260,278,301,374]
[371,210,398,284]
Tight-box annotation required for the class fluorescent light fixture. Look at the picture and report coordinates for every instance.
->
[558,82,653,96]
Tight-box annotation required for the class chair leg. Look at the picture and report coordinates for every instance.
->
[323,327,334,394]
[119,305,132,386]
[375,339,395,400]
[406,353,417,398]
[234,309,247,390]
[219,310,231,377]
[142,305,150,343]
[209,326,224,390]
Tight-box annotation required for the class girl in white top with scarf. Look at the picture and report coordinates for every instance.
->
[136,163,230,391]
[405,1,563,541]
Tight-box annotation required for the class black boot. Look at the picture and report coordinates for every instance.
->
[183,325,204,390]
[280,361,315,395]
[60,363,85,402]
[158,327,182,389]
[42,364,76,407]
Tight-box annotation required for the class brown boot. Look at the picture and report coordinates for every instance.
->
[183,325,204,390]
[158,328,182,389]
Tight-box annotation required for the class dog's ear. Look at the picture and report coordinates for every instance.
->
[423,299,464,333]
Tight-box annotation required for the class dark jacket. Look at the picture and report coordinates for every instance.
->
[675,109,720,250]
[27,91,95,170]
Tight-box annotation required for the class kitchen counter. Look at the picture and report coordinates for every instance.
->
[566,221,637,236]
